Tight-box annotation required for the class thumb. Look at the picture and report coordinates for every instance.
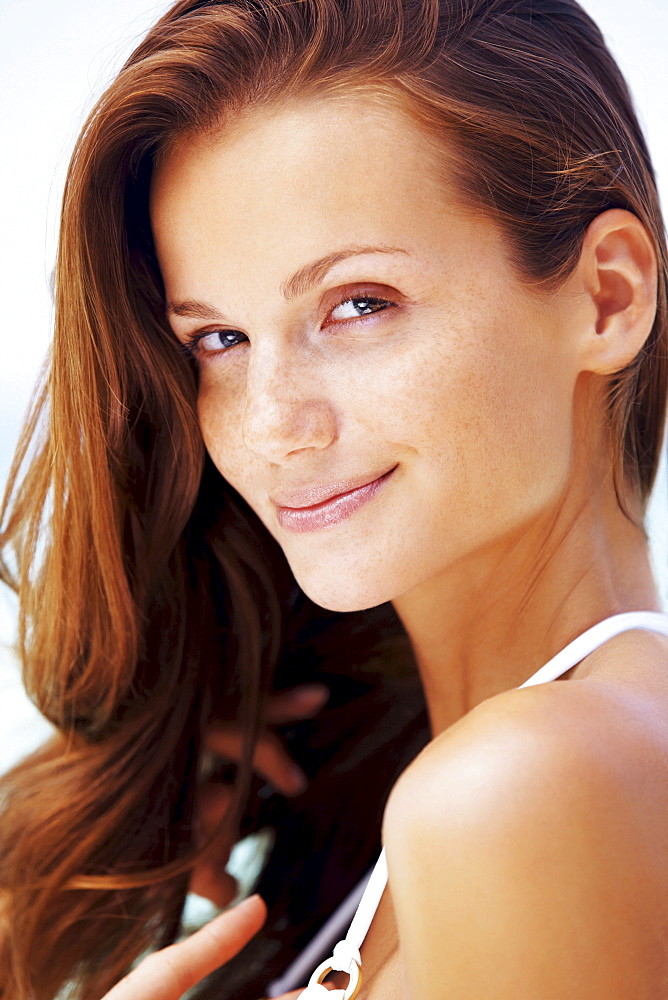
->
[103,894,267,1000]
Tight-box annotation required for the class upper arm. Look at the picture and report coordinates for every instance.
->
[382,688,665,1000]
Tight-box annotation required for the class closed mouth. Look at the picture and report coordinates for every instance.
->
[271,465,397,510]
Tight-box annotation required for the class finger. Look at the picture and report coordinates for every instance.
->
[206,728,306,796]
[195,782,234,835]
[103,894,267,1000]
[189,858,238,909]
[189,783,238,907]
[252,732,307,794]
[263,684,330,724]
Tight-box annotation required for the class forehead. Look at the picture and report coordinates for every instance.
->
[150,91,470,262]
[152,88,450,201]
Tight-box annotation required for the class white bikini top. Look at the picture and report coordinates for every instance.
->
[289,610,668,1000]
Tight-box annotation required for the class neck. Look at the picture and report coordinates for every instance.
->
[392,469,661,738]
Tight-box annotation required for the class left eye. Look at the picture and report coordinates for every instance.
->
[328,296,393,323]
[184,328,249,357]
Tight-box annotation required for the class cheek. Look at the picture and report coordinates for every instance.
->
[435,308,574,522]
[197,375,251,488]
[379,298,575,529]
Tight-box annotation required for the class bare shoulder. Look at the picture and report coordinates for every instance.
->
[382,670,668,999]
[385,634,668,833]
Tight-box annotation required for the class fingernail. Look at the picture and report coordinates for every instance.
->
[292,684,329,707]
[286,765,308,794]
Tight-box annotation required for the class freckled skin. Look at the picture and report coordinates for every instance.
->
[151,93,579,615]
[150,91,668,1000]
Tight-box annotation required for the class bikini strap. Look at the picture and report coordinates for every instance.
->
[516,611,668,689]
[297,850,387,999]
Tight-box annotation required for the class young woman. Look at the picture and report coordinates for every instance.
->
[1,1,667,998]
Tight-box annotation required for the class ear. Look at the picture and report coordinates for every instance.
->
[576,208,658,375]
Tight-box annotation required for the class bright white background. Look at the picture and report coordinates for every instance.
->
[0,0,667,770]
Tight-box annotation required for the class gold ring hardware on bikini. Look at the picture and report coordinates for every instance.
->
[300,950,362,999]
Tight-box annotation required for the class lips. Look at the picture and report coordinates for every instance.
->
[272,466,397,534]
[270,465,397,510]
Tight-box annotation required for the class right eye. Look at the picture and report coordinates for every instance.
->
[184,328,249,357]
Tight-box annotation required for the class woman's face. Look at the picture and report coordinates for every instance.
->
[151,92,581,612]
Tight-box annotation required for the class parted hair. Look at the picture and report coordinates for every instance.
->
[0,1,665,997]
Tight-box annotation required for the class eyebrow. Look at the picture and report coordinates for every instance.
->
[167,243,410,319]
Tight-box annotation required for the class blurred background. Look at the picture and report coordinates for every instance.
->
[1,0,667,774]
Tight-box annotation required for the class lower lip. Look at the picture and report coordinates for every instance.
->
[275,468,396,534]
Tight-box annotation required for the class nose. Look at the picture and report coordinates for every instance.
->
[241,344,338,462]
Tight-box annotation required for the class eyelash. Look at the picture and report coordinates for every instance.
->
[180,291,397,360]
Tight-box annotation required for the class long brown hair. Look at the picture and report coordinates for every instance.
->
[1,1,666,997]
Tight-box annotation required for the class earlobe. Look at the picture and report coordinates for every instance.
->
[578,208,658,375]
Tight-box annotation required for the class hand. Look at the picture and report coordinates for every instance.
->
[191,684,329,906]
[103,894,267,999]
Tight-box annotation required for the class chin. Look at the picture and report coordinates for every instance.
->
[288,560,401,614]
[302,586,388,615]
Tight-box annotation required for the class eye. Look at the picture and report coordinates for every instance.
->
[180,290,397,361]
[327,294,395,325]
[182,328,248,359]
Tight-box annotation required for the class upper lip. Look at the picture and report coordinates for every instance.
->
[270,465,397,509]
